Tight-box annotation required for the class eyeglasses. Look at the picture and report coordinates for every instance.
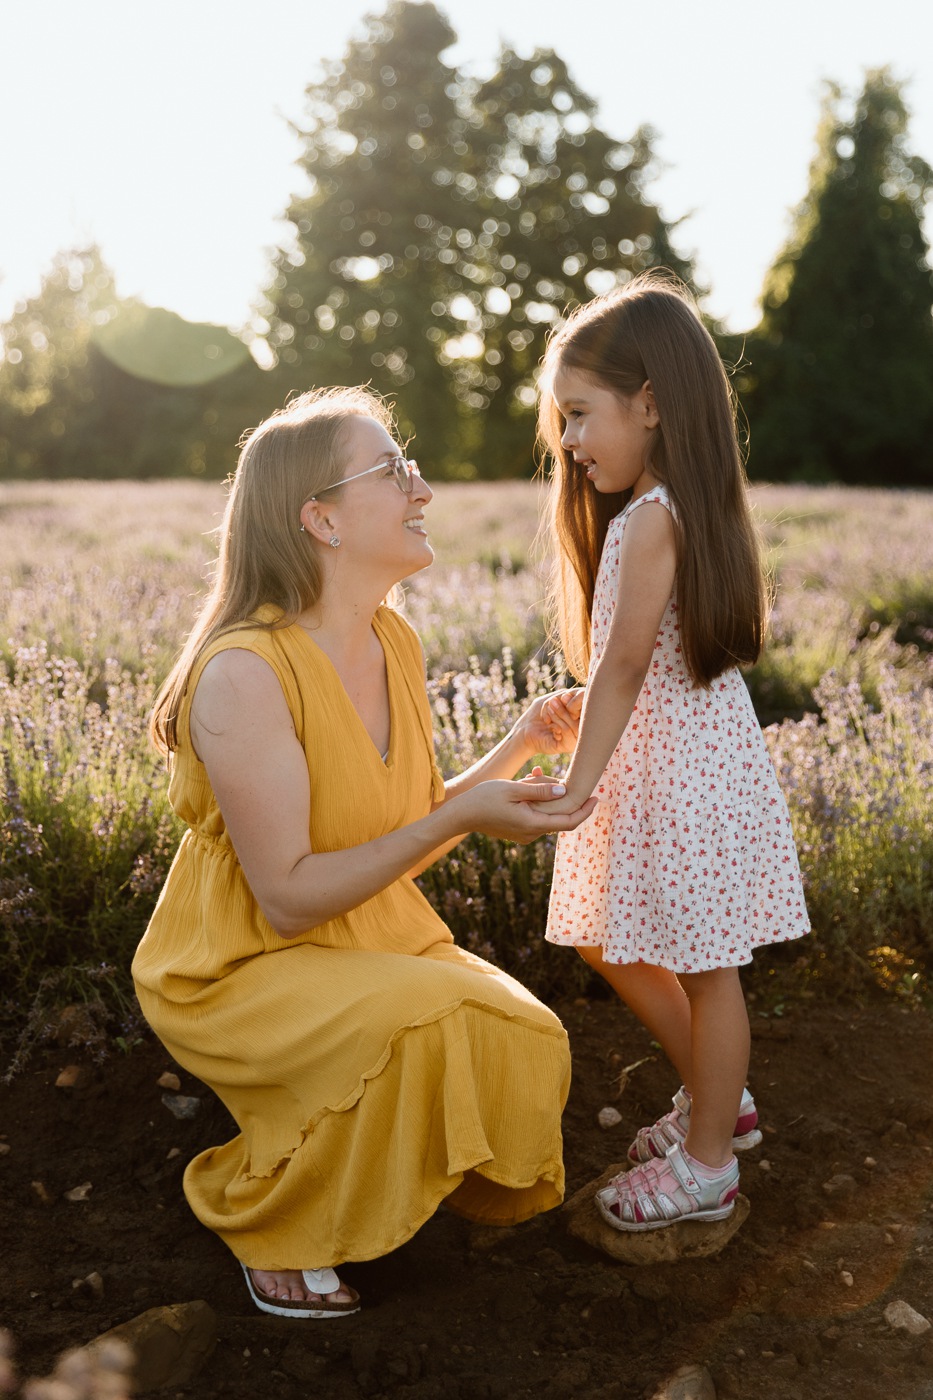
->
[311,455,422,498]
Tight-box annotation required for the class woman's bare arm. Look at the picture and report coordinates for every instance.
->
[191,649,595,937]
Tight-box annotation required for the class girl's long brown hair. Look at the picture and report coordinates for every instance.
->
[537,272,766,685]
[150,385,398,754]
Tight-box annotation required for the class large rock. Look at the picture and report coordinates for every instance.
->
[563,1161,749,1264]
[89,1301,217,1391]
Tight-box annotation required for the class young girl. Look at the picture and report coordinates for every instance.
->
[536,273,809,1233]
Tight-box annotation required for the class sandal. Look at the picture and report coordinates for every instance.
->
[627,1086,762,1163]
[597,1142,740,1232]
[241,1263,360,1319]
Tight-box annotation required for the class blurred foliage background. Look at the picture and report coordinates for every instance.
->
[0,1,931,485]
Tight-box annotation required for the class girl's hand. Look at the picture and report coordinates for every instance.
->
[519,688,585,757]
[454,774,596,844]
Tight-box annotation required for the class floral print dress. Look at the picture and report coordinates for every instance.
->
[546,485,810,971]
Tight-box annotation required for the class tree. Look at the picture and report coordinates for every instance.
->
[261,0,487,470]
[0,246,120,477]
[468,49,695,474]
[0,247,265,479]
[261,1,694,477]
[742,70,933,484]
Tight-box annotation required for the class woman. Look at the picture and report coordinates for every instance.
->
[133,386,593,1319]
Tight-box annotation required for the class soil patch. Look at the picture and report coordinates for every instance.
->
[2,992,933,1399]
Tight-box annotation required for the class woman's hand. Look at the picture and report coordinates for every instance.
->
[452,771,596,844]
[518,688,585,757]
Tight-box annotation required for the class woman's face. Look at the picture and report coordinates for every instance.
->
[313,415,434,582]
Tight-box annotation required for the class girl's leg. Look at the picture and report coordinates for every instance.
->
[577,947,693,1086]
[678,966,750,1169]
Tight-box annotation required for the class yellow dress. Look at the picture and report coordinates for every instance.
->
[132,605,570,1271]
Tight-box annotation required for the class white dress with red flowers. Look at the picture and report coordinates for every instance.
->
[545,485,810,971]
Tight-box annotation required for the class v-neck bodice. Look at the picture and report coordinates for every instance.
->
[292,617,397,772]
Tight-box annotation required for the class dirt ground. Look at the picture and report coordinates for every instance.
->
[2,987,933,1400]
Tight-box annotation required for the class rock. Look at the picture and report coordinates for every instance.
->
[839,1270,854,1287]
[157,1071,182,1091]
[563,1162,750,1264]
[649,1362,717,1399]
[55,1064,85,1088]
[884,1299,931,1336]
[598,1106,623,1130]
[822,1173,856,1197]
[161,1093,201,1120]
[89,1301,218,1391]
[0,1143,10,1157]
[50,1004,99,1047]
[71,1271,105,1300]
[65,1181,93,1202]
[31,1180,55,1206]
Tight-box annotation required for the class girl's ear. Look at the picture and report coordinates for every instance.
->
[641,380,660,429]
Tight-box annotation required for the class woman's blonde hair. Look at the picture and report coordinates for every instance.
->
[537,271,766,685]
[150,385,398,753]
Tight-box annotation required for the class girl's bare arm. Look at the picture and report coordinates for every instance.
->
[537,502,678,813]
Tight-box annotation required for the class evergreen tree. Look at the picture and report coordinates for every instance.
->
[469,49,694,475]
[0,247,264,479]
[743,70,933,484]
[261,0,486,470]
[262,2,693,477]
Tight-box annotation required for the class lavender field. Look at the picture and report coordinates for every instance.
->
[1,479,932,1056]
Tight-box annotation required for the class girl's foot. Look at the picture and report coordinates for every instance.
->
[242,1263,360,1318]
[627,1086,762,1163]
[597,1143,740,1232]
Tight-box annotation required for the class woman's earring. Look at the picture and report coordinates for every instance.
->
[299,524,306,533]
[329,535,340,548]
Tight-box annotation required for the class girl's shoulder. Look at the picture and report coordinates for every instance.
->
[612,483,675,534]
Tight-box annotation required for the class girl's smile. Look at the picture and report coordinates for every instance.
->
[553,366,660,499]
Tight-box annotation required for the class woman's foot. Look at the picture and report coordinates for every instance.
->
[242,1263,360,1318]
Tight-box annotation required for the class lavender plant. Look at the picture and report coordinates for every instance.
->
[2,479,933,1064]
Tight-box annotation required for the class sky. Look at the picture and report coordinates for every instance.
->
[3,0,932,337]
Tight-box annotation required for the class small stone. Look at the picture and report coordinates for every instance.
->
[31,1180,55,1206]
[55,1064,84,1088]
[649,1362,717,1399]
[822,1173,856,1197]
[864,1156,877,1168]
[818,1221,837,1230]
[839,1270,854,1287]
[65,1181,93,1202]
[166,1147,182,1160]
[88,1301,218,1391]
[597,1106,623,1130]
[72,1272,105,1300]
[161,1093,201,1120]
[0,1143,10,1157]
[884,1300,931,1336]
[758,1159,771,1173]
[884,1233,896,1246]
[157,1071,182,1091]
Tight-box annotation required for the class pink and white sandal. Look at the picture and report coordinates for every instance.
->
[597,1142,740,1232]
[627,1086,762,1163]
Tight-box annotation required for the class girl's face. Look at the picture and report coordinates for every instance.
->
[553,365,659,498]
